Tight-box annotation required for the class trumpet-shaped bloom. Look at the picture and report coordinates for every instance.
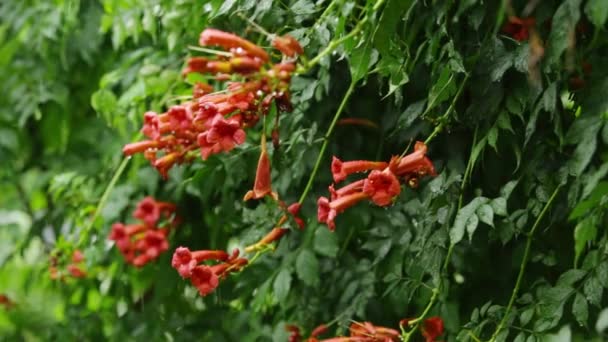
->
[197,114,246,160]
[171,247,229,279]
[190,265,220,296]
[421,316,444,342]
[363,169,401,206]
[133,197,161,227]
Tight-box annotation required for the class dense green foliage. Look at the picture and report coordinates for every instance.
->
[1,0,608,341]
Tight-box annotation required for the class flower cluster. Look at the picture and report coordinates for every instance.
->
[49,249,87,280]
[287,316,444,342]
[109,197,178,267]
[122,28,302,178]
[317,142,436,230]
[171,247,248,296]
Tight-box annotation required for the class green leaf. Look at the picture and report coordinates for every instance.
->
[597,261,608,288]
[91,89,118,123]
[596,308,608,333]
[273,268,292,302]
[546,0,582,66]
[428,66,456,107]
[583,276,602,306]
[450,197,489,244]
[541,325,571,342]
[349,38,374,82]
[296,249,319,287]
[500,180,519,199]
[557,269,587,286]
[488,126,498,152]
[520,307,535,326]
[572,292,588,327]
[585,0,608,27]
[574,219,597,266]
[373,0,408,55]
[477,204,494,227]
[214,0,237,17]
[514,332,526,342]
[465,214,479,241]
[313,227,339,257]
[490,198,508,216]
[396,100,426,131]
[568,119,601,176]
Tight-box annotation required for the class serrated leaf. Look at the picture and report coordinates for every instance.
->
[546,0,582,66]
[583,276,602,306]
[572,292,588,327]
[568,121,601,176]
[490,198,508,216]
[500,180,519,199]
[597,261,608,288]
[477,204,494,227]
[373,0,408,55]
[396,100,426,131]
[349,38,374,82]
[296,249,319,287]
[313,227,339,257]
[574,220,597,267]
[273,268,292,302]
[450,197,489,244]
[585,0,608,27]
[557,269,587,287]
[514,332,526,342]
[520,307,535,326]
[91,88,118,123]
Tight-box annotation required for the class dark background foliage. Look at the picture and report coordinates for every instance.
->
[1,0,607,341]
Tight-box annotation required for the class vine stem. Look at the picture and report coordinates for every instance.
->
[77,157,130,246]
[488,185,562,342]
[297,81,356,204]
[403,124,475,341]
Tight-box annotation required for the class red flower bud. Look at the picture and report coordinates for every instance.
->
[67,264,87,278]
[199,28,269,61]
[331,157,388,183]
[272,35,304,57]
[123,140,160,156]
[244,135,278,201]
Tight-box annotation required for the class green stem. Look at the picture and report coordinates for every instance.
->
[458,126,478,210]
[77,157,130,246]
[298,81,356,204]
[488,185,562,342]
[424,75,469,145]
